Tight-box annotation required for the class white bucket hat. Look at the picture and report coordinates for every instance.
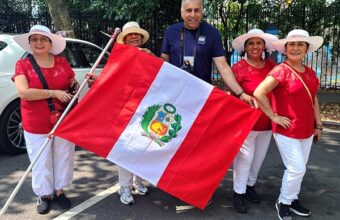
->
[14,24,66,55]
[232,29,279,54]
[116,21,149,44]
[272,29,324,54]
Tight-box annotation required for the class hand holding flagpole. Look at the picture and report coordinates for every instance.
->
[50,27,121,133]
[0,27,121,216]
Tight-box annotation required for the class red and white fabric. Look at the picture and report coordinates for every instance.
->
[12,56,75,134]
[269,62,319,138]
[54,44,261,209]
[232,59,276,131]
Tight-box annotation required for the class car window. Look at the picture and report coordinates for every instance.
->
[0,41,7,51]
[73,42,108,68]
[60,42,80,68]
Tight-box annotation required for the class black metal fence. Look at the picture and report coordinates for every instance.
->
[208,4,339,89]
[0,4,339,89]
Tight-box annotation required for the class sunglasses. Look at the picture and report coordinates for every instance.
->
[29,37,51,43]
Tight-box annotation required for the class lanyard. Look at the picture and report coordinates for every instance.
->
[180,23,201,67]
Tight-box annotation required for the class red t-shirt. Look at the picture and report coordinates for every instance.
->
[269,62,319,138]
[12,56,75,134]
[232,59,276,131]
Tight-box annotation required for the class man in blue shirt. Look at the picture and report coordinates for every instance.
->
[161,0,253,105]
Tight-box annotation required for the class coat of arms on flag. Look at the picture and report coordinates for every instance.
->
[141,103,182,146]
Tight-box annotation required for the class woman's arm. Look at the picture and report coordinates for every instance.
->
[253,75,291,129]
[313,96,322,141]
[213,56,256,107]
[14,74,72,103]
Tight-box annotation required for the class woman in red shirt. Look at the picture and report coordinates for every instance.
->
[231,29,278,213]
[12,25,78,214]
[254,29,323,220]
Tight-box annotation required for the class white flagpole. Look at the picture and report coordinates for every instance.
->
[0,27,121,216]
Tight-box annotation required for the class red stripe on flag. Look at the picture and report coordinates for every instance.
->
[55,44,163,157]
[157,87,261,209]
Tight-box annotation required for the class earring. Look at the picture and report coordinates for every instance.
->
[244,52,248,60]
[262,51,265,60]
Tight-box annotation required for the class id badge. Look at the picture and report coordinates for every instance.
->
[183,56,194,66]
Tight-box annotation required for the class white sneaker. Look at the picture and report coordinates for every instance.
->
[118,186,134,205]
[132,181,148,195]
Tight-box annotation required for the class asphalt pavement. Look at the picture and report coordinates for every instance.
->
[0,92,339,220]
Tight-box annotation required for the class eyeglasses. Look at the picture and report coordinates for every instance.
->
[29,37,50,43]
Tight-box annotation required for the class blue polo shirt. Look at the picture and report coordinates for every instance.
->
[161,21,225,83]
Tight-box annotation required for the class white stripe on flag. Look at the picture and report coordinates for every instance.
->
[106,62,213,185]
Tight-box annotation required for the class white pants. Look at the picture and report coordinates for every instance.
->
[24,131,75,196]
[118,166,143,187]
[273,133,313,205]
[233,130,272,194]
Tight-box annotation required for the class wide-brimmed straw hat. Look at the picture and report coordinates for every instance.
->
[232,29,279,54]
[272,29,323,54]
[14,24,66,55]
[116,21,149,44]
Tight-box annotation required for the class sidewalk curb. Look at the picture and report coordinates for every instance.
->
[322,120,340,128]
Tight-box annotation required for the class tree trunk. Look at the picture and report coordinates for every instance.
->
[45,0,75,38]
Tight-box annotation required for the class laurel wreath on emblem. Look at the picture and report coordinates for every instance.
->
[141,104,182,146]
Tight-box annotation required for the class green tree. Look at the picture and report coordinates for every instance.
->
[204,0,338,61]
[204,0,249,62]
[45,0,75,37]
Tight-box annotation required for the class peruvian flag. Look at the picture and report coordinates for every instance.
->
[54,44,261,209]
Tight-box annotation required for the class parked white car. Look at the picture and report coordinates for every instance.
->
[0,34,109,154]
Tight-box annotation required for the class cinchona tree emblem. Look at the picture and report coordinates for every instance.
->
[140,103,182,146]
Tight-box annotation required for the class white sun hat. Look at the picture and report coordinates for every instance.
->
[13,24,66,55]
[116,21,150,44]
[232,28,279,54]
[272,29,324,54]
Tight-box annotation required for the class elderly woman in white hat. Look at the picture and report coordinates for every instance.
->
[254,29,323,220]
[117,21,154,55]
[87,22,154,86]
[231,29,278,213]
[115,21,153,205]
[12,25,78,214]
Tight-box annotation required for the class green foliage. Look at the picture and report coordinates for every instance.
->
[203,0,339,61]
[141,104,161,132]
[172,114,182,133]
[0,0,32,14]
[159,113,182,143]
[159,135,170,142]
[204,0,250,59]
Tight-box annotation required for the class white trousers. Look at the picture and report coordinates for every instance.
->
[118,166,143,187]
[24,131,75,196]
[233,130,272,194]
[273,133,313,205]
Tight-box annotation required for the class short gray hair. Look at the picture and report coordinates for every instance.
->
[181,0,203,10]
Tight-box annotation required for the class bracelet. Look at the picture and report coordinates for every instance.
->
[269,114,276,120]
[236,91,244,97]
[47,90,52,98]
[315,124,323,130]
